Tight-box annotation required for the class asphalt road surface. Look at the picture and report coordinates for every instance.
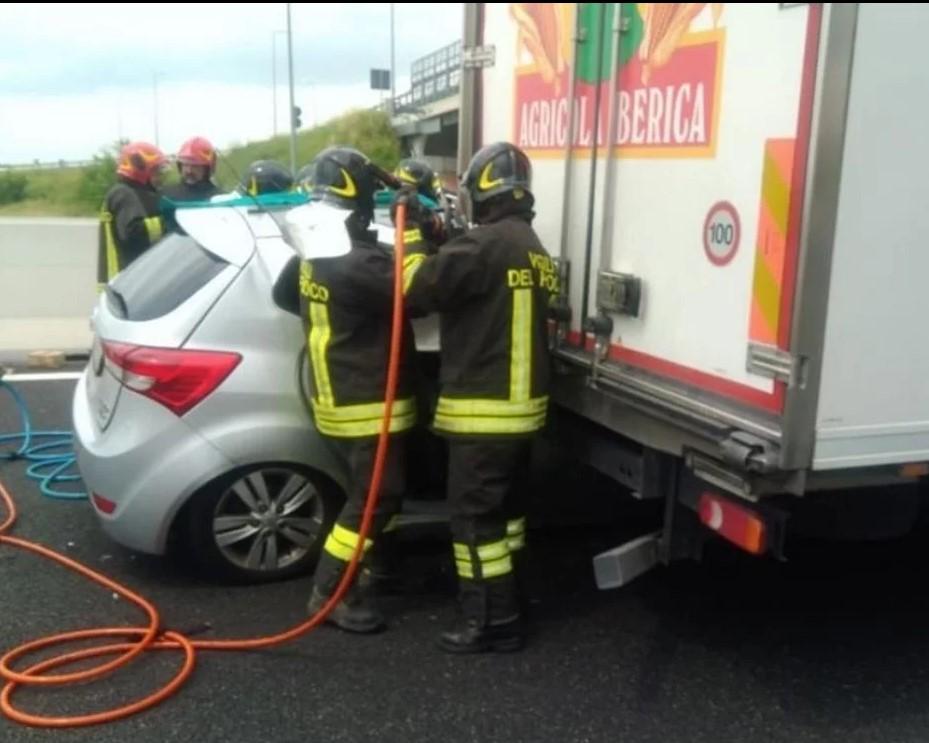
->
[2,377,929,743]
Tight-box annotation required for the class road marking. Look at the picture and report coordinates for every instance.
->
[2,372,83,382]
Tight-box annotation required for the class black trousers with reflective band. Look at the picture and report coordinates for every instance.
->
[447,439,530,546]
[447,438,530,621]
[314,435,407,594]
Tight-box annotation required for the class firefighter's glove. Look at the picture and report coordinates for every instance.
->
[421,215,447,249]
[390,186,428,227]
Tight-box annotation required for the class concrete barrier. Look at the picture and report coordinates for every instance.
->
[0,217,97,359]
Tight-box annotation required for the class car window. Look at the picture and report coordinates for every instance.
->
[107,233,230,321]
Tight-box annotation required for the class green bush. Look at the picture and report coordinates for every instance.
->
[74,145,120,211]
[1,110,403,214]
[0,172,28,205]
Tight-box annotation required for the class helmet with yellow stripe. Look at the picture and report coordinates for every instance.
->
[461,142,532,205]
[394,158,441,203]
[238,160,294,195]
[459,142,533,221]
[304,146,376,220]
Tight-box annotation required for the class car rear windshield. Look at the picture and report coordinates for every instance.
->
[107,233,230,321]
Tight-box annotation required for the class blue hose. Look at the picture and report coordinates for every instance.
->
[0,379,86,500]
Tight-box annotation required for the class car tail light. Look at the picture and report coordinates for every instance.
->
[698,492,767,555]
[102,341,242,416]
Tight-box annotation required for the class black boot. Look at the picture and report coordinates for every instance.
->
[358,530,406,595]
[307,557,386,634]
[439,578,525,653]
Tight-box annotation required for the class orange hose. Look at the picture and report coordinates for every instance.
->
[0,204,408,728]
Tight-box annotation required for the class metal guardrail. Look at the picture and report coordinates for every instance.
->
[0,160,94,172]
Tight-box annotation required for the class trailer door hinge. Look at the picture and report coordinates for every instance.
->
[746,343,804,387]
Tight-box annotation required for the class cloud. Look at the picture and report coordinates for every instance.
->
[0,80,407,163]
[0,3,460,94]
[0,2,461,161]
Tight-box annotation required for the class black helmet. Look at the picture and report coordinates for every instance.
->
[239,160,294,195]
[295,162,315,194]
[394,158,441,202]
[306,145,376,218]
[461,142,532,205]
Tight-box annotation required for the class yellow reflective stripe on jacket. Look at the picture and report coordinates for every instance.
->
[312,397,416,437]
[308,301,334,406]
[102,209,120,280]
[510,288,532,401]
[402,253,426,295]
[506,517,527,552]
[452,539,513,580]
[314,397,415,422]
[434,410,546,435]
[324,523,373,562]
[433,395,548,435]
[436,396,547,418]
[431,285,545,435]
[403,228,423,243]
[143,215,163,244]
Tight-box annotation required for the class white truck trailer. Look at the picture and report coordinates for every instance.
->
[456,2,929,584]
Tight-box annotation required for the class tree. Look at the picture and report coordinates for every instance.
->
[329,109,401,168]
[74,141,125,210]
[0,172,27,205]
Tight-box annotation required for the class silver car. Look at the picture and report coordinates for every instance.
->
[73,201,434,581]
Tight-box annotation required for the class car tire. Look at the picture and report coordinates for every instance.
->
[186,463,341,583]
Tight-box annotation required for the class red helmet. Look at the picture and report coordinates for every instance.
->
[116,141,167,185]
[176,136,217,174]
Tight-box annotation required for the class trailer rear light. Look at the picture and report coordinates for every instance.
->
[92,492,116,515]
[698,492,767,555]
[900,462,929,478]
[102,341,242,416]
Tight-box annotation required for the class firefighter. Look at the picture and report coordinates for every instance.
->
[97,141,168,290]
[301,145,422,632]
[394,157,466,242]
[399,142,555,653]
[394,158,442,203]
[238,159,294,195]
[163,136,220,201]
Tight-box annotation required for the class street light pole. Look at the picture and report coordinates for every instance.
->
[152,72,160,147]
[389,3,396,115]
[272,29,286,137]
[286,3,297,173]
[272,32,278,136]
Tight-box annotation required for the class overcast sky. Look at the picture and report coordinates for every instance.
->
[0,2,462,164]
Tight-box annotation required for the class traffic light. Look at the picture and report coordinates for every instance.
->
[292,105,302,129]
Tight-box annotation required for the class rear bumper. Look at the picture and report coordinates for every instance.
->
[72,372,234,554]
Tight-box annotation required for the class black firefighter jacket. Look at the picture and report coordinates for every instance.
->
[97,178,164,287]
[299,229,419,438]
[402,211,556,437]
